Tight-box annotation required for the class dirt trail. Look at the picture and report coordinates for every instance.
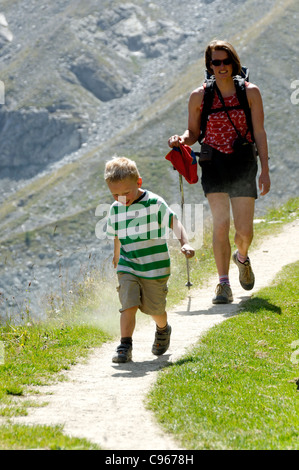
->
[13,220,299,450]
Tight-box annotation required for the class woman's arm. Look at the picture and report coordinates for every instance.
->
[247,84,271,196]
[168,87,204,148]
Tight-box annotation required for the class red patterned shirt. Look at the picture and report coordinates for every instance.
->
[201,82,253,154]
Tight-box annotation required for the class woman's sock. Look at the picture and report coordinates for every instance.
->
[219,275,230,286]
[237,251,249,264]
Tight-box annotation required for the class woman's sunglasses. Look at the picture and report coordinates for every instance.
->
[211,58,232,66]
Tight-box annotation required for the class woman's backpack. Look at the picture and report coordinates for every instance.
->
[198,66,254,144]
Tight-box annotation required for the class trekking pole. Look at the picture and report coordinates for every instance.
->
[179,173,192,289]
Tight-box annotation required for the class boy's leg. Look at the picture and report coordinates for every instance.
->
[151,311,171,356]
[112,306,138,364]
[151,311,168,330]
[120,306,138,338]
[138,277,171,356]
[114,272,141,363]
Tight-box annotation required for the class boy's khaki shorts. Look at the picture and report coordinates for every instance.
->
[117,272,169,316]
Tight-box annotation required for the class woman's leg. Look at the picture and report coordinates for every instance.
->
[231,197,255,290]
[207,193,231,277]
[231,197,255,257]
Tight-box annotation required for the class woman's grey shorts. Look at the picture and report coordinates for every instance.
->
[117,272,169,316]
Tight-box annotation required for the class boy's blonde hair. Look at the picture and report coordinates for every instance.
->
[104,156,140,183]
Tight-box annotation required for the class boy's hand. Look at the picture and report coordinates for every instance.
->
[181,244,195,258]
[112,255,119,269]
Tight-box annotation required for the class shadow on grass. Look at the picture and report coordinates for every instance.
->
[240,296,282,315]
[175,295,282,318]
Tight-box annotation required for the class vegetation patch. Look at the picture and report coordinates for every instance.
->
[0,424,100,450]
[148,261,299,450]
[0,320,111,415]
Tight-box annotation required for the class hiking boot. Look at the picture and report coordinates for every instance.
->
[232,250,255,290]
[112,343,132,363]
[152,325,172,356]
[212,283,233,304]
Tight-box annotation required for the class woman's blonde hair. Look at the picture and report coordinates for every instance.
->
[205,39,241,77]
[104,156,140,183]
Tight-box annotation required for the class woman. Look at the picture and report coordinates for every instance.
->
[168,39,270,304]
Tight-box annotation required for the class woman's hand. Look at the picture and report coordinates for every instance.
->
[258,170,271,196]
[168,135,183,148]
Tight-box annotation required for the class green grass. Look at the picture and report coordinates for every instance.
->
[147,261,299,450]
[0,319,110,449]
[0,266,122,449]
[0,321,111,415]
[252,197,299,241]
[0,424,100,450]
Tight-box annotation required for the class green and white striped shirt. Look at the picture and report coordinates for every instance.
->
[106,190,176,279]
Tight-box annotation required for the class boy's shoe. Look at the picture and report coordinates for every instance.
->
[212,283,233,304]
[112,343,132,363]
[152,325,172,356]
[232,251,255,290]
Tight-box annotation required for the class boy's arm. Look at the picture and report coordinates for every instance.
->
[113,236,121,268]
[171,216,195,258]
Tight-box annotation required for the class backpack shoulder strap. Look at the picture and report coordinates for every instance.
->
[198,78,215,144]
[198,70,254,144]
[233,75,254,140]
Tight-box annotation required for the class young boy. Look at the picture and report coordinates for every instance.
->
[104,156,194,363]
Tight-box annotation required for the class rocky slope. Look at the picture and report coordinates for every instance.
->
[0,0,298,320]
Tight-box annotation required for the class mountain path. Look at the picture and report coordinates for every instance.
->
[12,219,299,450]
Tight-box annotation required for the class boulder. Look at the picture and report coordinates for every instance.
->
[0,13,13,46]
[70,54,131,102]
[0,108,83,177]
